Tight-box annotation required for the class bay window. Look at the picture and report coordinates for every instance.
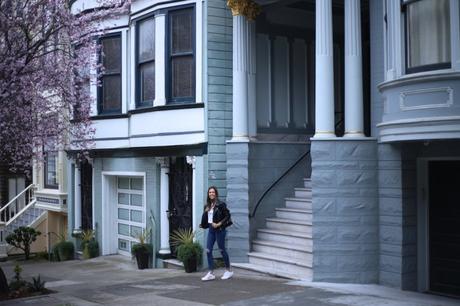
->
[98,34,122,114]
[404,0,451,73]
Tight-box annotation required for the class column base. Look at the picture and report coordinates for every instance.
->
[344,132,365,138]
[158,249,171,255]
[313,132,336,139]
[230,135,250,142]
[157,251,172,260]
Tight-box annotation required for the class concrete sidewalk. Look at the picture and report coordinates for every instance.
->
[0,255,458,306]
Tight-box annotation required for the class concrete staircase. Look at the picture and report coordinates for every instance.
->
[233,178,313,280]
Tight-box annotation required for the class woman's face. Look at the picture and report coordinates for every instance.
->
[208,188,216,201]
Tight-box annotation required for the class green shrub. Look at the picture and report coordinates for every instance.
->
[5,227,41,260]
[82,240,99,259]
[131,243,153,256]
[28,275,46,292]
[176,242,202,264]
[54,241,74,261]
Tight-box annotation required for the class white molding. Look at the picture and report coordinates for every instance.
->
[195,0,203,103]
[121,29,128,114]
[399,87,454,111]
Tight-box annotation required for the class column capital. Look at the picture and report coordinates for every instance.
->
[227,0,260,20]
[157,157,169,168]
[186,156,196,168]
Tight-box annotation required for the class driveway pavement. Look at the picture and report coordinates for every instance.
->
[0,255,458,306]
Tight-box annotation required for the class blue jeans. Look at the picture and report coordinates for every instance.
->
[206,226,230,270]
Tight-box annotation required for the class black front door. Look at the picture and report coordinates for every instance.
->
[429,161,460,296]
[168,157,193,255]
[80,161,93,230]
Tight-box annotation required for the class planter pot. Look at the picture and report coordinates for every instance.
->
[183,255,197,273]
[135,252,150,269]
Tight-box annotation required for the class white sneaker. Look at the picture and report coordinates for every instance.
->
[201,271,215,281]
[221,271,234,280]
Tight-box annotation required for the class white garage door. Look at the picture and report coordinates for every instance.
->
[116,177,145,256]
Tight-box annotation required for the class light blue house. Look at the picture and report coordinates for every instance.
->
[65,0,460,297]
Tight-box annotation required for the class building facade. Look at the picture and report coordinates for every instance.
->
[63,0,459,297]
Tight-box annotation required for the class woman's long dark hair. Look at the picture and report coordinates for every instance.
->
[205,186,219,211]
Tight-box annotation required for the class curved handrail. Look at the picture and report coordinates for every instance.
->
[250,119,344,219]
[249,150,311,218]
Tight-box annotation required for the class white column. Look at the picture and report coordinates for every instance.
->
[186,156,197,234]
[232,14,249,140]
[248,20,257,139]
[158,158,170,255]
[154,13,166,106]
[344,0,364,137]
[314,0,336,138]
[74,166,82,230]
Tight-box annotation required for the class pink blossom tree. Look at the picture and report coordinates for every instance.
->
[0,0,128,174]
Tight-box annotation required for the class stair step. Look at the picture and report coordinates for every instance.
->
[248,252,312,279]
[275,208,312,222]
[303,178,311,189]
[285,198,312,210]
[232,263,308,280]
[265,218,312,234]
[252,240,312,261]
[257,229,312,248]
[294,188,312,198]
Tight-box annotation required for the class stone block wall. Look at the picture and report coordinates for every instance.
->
[226,141,250,262]
[311,139,379,283]
[378,143,417,290]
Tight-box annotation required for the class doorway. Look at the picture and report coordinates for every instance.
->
[428,161,460,296]
[168,157,193,255]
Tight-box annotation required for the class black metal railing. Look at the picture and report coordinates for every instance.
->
[250,119,344,219]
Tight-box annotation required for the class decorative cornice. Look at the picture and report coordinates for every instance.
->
[227,0,260,20]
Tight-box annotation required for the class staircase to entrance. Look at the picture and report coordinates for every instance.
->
[233,178,313,280]
[0,184,45,258]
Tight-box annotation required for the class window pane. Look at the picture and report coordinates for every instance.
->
[140,62,155,103]
[118,193,129,205]
[407,0,450,69]
[138,18,155,62]
[118,223,130,236]
[118,177,129,189]
[45,153,58,187]
[130,226,143,238]
[131,194,143,207]
[118,208,129,221]
[118,239,129,251]
[171,10,193,54]
[172,56,194,98]
[131,210,143,223]
[102,36,121,73]
[131,178,143,190]
[102,75,121,110]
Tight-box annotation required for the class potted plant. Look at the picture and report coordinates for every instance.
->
[80,229,99,259]
[170,228,203,273]
[131,228,152,269]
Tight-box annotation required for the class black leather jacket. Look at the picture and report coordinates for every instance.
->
[200,201,230,229]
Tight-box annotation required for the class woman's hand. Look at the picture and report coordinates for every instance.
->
[212,222,221,228]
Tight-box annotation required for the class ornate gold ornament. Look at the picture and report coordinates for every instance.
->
[227,0,260,20]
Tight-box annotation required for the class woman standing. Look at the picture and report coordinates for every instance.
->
[200,186,233,281]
